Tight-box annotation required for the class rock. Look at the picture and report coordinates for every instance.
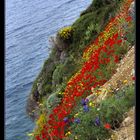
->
[122,116,132,126]
[33,90,39,101]
[60,51,67,63]
[86,94,95,102]
[111,108,135,140]
[26,96,39,121]
[50,35,68,51]
[37,82,42,95]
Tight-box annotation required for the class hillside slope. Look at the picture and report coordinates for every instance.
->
[26,0,135,139]
[26,0,124,121]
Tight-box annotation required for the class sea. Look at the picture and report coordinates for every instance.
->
[5,0,92,139]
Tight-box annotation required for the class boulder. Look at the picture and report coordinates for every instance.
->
[60,51,67,63]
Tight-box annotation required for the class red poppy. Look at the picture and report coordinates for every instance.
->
[132,76,136,80]
[125,16,132,22]
[35,136,41,140]
[117,39,122,44]
[104,123,111,129]
[114,55,119,63]
[94,38,99,45]
[41,131,48,139]
[112,33,118,41]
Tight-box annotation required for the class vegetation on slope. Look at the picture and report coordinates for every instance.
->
[26,0,135,139]
[27,0,124,107]
[65,84,135,140]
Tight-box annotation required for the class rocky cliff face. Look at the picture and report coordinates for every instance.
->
[26,35,69,120]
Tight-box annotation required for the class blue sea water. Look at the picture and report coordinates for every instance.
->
[5,0,92,139]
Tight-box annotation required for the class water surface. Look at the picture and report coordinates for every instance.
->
[5,0,92,139]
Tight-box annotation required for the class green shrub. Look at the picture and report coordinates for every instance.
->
[46,92,61,113]
[84,23,100,43]
[125,22,135,46]
[52,64,64,89]
[44,84,52,94]
[80,0,122,16]
[72,12,97,46]
[52,54,82,91]
[70,3,121,53]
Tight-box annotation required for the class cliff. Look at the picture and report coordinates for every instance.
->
[26,0,124,120]
[26,0,135,139]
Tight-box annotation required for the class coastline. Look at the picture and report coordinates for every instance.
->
[26,0,135,139]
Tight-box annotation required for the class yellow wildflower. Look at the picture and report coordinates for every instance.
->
[74,113,79,117]
[58,92,63,95]
[111,134,117,140]
[39,103,43,106]
[123,80,128,84]
[58,26,73,40]
[79,83,83,87]
[96,90,101,95]
[65,131,71,136]
[75,136,78,139]
[95,92,98,96]
[36,113,46,127]
[27,133,34,136]
[108,89,113,93]
[101,88,107,93]
[89,102,94,107]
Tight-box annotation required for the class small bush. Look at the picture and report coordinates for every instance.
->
[52,64,64,89]
[58,26,73,43]
[84,23,100,45]
[125,22,135,46]
[46,93,61,113]
[30,113,47,138]
[36,113,47,128]
[80,0,122,16]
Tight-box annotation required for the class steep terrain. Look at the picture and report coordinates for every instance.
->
[26,0,124,121]
[26,0,135,139]
[86,46,135,140]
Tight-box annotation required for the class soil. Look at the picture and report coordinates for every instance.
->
[110,107,135,140]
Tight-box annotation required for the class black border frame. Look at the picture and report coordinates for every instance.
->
[3,0,140,140]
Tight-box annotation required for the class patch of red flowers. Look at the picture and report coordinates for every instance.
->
[104,123,111,129]
[132,76,135,80]
[125,16,132,22]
